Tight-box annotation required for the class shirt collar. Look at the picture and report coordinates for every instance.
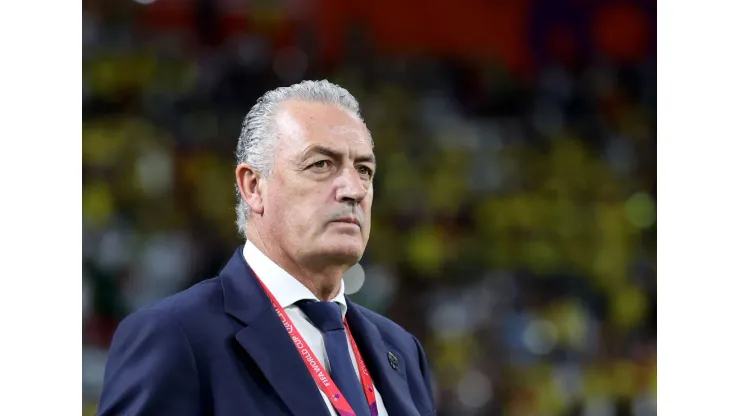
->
[243,240,347,318]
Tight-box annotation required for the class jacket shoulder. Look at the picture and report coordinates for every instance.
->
[133,277,224,328]
[353,303,420,350]
[352,303,436,413]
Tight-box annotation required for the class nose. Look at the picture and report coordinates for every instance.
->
[335,167,368,204]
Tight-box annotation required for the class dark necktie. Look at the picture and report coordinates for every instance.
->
[298,300,371,416]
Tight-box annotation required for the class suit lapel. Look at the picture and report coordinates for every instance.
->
[221,248,330,416]
[234,315,330,416]
[345,300,420,416]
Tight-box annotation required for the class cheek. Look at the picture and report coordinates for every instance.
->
[362,192,373,233]
[265,188,301,228]
[272,178,335,232]
[363,189,373,211]
[289,188,326,229]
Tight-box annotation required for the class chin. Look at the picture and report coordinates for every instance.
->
[319,238,366,263]
[329,245,364,262]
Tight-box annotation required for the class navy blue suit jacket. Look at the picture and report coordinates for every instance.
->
[97,248,436,416]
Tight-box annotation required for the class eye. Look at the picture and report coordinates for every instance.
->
[357,165,374,178]
[308,160,333,171]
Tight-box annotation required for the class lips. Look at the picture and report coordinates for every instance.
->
[333,217,361,227]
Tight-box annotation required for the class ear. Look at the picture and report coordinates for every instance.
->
[236,163,265,215]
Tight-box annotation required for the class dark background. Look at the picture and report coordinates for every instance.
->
[82,0,656,414]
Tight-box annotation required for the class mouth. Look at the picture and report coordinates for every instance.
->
[333,217,361,227]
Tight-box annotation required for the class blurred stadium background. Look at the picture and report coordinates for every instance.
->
[82,0,656,414]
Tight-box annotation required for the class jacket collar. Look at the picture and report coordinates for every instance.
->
[220,247,419,416]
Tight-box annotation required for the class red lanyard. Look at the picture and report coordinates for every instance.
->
[255,274,378,416]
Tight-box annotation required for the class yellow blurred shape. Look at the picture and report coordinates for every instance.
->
[82,402,98,416]
[610,284,648,331]
[625,192,656,229]
[381,153,422,211]
[433,335,476,388]
[83,182,114,228]
[547,300,589,350]
[82,123,126,166]
[524,238,560,273]
[583,365,613,398]
[612,360,639,397]
[426,150,469,216]
[536,370,568,415]
[407,225,445,276]
[592,202,636,291]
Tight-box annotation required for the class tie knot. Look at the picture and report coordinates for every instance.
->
[297,300,345,332]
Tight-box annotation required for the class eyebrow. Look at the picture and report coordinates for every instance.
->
[301,145,376,165]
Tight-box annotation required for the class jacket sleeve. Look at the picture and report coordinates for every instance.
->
[412,335,436,415]
[97,308,201,416]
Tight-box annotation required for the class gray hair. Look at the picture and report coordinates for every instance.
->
[235,79,367,238]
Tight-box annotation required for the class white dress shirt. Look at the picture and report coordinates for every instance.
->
[243,241,389,416]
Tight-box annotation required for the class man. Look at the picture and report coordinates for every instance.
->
[97,80,436,416]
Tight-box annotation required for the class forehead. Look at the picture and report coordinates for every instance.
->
[274,100,373,155]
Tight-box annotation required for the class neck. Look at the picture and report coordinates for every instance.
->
[292,269,344,301]
[247,232,347,301]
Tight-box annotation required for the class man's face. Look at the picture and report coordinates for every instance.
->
[261,100,375,267]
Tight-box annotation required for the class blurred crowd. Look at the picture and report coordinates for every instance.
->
[82,0,656,415]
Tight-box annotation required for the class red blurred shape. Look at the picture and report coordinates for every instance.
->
[593,1,650,63]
